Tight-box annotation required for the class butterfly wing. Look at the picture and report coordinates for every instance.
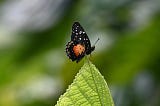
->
[66,41,85,63]
[71,22,92,55]
[66,41,77,61]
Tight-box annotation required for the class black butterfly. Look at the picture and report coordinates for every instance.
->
[66,22,99,63]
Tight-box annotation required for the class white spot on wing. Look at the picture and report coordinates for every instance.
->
[79,31,82,34]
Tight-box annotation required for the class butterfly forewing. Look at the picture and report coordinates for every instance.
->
[71,22,92,54]
[71,22,85,40]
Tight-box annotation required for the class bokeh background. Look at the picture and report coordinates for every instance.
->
[0,0,160,106]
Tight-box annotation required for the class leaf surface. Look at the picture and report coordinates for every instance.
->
[56,61,114,106]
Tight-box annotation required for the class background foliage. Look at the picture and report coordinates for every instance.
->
[0,0,160,106]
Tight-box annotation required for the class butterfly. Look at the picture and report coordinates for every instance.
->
[66,22,99,63]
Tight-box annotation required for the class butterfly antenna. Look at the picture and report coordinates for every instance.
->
[93,38,100,46]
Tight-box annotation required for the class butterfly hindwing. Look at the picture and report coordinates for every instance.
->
[66,41,77,61]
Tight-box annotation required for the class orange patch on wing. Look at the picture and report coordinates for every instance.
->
[73,44,85,56]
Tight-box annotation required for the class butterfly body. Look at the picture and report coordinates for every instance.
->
[66,22,95,63]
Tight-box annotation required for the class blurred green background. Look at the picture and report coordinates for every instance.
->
[0,0,160,106]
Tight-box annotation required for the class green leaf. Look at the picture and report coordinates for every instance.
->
[56,60,114,106]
